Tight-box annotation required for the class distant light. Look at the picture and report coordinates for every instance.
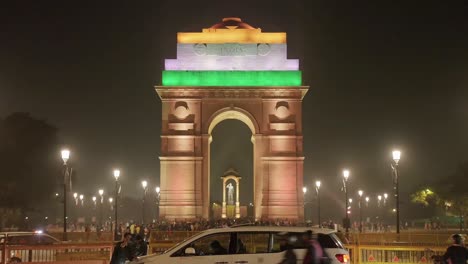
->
[155,186,160,194]
[35,230,43,234]
[25,216,29,220]
[349,198,353,203]
[55,193,59,197]
[142,180,148,189]
[92,196,96,202]
[61,149,70,164]
[378,195,382,201]
[302,187,307,194]
[114,169,120,180]
[365,197,370,202]
[315,181,321,188]
[392,150,401,163]
[73,193,78,199]
[343,169,350,180]
[109,197,113,203]
[384,193,388,199]
[79,194,84,200]
[392,208,397,212]
[98,189,104,196]
[44,216,48,220]
[358,190,363,197]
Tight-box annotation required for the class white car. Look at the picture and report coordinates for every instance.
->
[134,226,350,264]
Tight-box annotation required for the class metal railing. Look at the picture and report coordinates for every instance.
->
[1,243,113,264]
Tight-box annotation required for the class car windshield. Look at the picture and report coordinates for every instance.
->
[317,233,344,249]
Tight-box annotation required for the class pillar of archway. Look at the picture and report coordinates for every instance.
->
[155,18,309,221]
[221,169,242,219]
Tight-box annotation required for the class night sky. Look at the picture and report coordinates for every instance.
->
[2,1,467,220]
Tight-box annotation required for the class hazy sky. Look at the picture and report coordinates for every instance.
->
[1,1,467,220]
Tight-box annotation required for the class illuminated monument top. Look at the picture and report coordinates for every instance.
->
[162,17,301,86]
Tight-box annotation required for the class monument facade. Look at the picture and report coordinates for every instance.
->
[156,18,308,221]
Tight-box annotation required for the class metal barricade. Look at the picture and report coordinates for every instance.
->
[1,243,113,263]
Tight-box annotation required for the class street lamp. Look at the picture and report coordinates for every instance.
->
[316,181,321,227]
[392,150,401,234]
[79,194,84,206]
[342,169,350,236]
[141,180,148,224]
[302,186,307,221]
[61,149,70,241]
[113,169,120,241]
[92,196,97,206]
[73,193,78,205]
[155,186,161,220]
[358,190,363,233]
[384,193,388,206]
[98,189,104,230]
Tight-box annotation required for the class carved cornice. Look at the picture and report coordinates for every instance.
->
[155,86,309,100]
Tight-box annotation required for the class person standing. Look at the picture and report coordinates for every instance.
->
[278,234,297,264]
[443,234,467,264]
[110,233,134,264]
[134,235,148,257]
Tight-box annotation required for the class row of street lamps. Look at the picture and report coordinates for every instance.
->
[60,149,161,241]
[302,150,402,235]
[60,148,402,238]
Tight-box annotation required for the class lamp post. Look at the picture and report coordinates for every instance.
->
[108,197,113,234]
[358,190,363,233]
[92,196,97,207]
[392,150,401,234]
[73,193,78,206]
[141,180,148,224]
[155,186,160,221]
[61,149,70,241]
[302,187,307,221]
[98,189,104,230]
[342,169,350,235]
[79,194,84,206]
[316,181,321,227]
[113,169,120,240]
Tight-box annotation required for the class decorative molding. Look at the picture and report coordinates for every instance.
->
[156,86,309,99]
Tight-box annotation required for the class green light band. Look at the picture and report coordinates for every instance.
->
[162,71,302,86]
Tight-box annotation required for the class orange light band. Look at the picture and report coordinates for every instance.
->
[178,29,286,44]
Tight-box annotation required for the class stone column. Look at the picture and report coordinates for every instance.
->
[235,179,240,218]
[221,179,227,218]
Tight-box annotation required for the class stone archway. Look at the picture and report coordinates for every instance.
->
[155,18,308,221]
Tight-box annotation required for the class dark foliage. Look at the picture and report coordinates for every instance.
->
[0,112,60,209]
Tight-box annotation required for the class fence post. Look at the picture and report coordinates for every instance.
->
[2,234,6,264]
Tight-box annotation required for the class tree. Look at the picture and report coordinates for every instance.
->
[411,162,468,229]
[0,112,60,229]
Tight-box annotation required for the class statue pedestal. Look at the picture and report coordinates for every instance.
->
[226,205,236,218]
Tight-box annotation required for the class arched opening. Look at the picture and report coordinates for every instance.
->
[207,108,258,219]
[210,119,253,219]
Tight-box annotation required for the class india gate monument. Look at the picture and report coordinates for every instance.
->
[156,18,308,221]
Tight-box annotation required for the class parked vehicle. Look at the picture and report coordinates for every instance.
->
[0,231,61,262]
[133,226,350,264]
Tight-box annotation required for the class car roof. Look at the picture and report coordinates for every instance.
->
[198,226,336,235]
[0,232,59,239]
[0,232,38,235]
